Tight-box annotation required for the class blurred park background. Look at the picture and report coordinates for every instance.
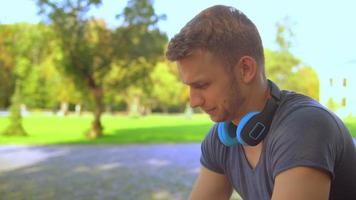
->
[0,0,355,199]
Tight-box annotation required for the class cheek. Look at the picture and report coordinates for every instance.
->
[206,86,223,102]
[206,78,233,105]
[221,95,234,108]
[214,91,232,108]
[221,86,240,106]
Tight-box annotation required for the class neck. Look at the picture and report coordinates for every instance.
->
[232,79,269,125]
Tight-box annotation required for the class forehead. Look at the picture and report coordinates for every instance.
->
[177,49,227,84]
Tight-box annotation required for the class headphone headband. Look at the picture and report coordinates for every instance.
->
[268,79,281,102]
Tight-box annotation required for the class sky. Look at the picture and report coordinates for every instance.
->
[0,0,355,74]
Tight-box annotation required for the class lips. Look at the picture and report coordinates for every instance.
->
[205,107,216,115]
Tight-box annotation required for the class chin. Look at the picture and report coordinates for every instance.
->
[209,115,225,123]
[209,111,233,122]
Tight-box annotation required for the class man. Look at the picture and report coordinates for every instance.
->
[166,5,356,200]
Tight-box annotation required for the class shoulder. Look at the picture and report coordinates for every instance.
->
[272,91,343,137]
[201,124,227,157]
[267,91,345,179]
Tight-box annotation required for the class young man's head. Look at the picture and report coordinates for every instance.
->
[166,5,266,122]
[166,5,265,70]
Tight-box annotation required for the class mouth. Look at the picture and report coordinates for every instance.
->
[205,107,216,115]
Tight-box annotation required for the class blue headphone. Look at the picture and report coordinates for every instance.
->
[217,80,281,146]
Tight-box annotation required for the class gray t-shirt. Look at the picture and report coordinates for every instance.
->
[200,91,356,200]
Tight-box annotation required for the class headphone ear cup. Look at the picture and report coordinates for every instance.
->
[236,111,260,145]
[217,122,238,146]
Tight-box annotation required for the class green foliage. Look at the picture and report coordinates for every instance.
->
[150,62,188,112]
[265,49,319,100]
[1,7,324,120]
[344,116,356,136]
[0,24,17,108]
[291,66,319,100]
[101,0,169,114]
[0,22,82,110]
[265,17,319,100]
[326,98,340,111]
[275,17,296,51]
[115,0,167,63]
[36,0,167,138]
[37,0,112,88]
[265,49,300,85]
[0,68,14,108]
[0,23,52,136]
[108,0,168,90]
[122,61,187,115]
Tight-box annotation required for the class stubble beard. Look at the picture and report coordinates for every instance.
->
[227,81,245,121]
[211,77,245,122]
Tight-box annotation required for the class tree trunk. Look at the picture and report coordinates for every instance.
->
[128,96,140,117]
[75,104,82,116]
[162,106,168,114]
[105,104,113,115]
[58,102,69,116]
[142,105,151,115]
[2,82,27,136]
[86,86,104,138]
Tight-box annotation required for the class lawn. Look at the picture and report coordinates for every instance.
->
[0,114,355,145]
[0,113,213,144]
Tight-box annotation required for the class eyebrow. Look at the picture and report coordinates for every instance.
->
[186,81,206,87]
[180,74,207,86]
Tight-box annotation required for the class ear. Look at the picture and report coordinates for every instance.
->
[237,56,257,84]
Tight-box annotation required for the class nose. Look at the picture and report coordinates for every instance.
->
[189,88,204,108]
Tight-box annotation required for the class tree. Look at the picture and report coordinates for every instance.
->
[0,23,52,136]
[0,25,16,109]
[265,18,319,100]
[37,0,116,138]
[106,0,167,90]
[150,62,188,113]
[0,23,82,114]
[37,0,167,138]
[23,60,84,113]
[275,16,296,52]
[121,62,187,115]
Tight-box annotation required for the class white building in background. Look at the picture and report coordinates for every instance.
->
[319,60,356,118]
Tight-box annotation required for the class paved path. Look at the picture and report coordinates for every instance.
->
[0,144,201,200]
[1,140,355,200]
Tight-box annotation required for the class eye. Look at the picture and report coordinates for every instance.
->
[194,83,209,89]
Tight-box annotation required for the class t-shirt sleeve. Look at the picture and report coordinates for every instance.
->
[200,124,227,174]
[270,106,339,180]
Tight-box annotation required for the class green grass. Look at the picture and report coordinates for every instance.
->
[0,114,355,145]
[0,113,213,144]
